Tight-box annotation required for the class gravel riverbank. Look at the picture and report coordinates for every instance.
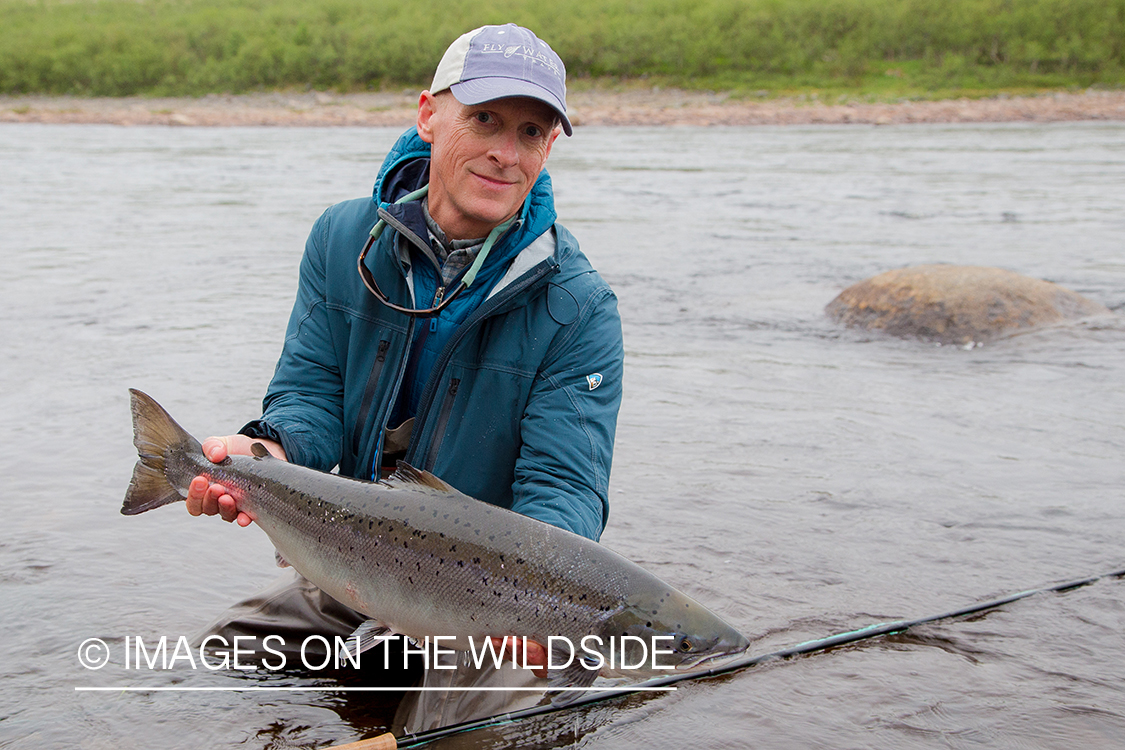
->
[3,88,1124,127]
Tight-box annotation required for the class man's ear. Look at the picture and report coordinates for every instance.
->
[416,90,437,144]
[544,124,561,161]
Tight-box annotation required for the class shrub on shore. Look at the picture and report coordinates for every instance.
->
[1,0,1122,96]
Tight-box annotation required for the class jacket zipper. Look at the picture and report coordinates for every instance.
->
[423,378,459,472]
[351,339,390,458]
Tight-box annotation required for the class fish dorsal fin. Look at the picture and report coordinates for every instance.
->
[250,442,271,458]
[383,461,455,493]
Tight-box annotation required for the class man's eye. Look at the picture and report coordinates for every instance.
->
[525,126,542,138]
[475,112,492,124]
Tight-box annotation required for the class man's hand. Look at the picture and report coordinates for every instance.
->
[185,435,286,527]
[489,636,548,679]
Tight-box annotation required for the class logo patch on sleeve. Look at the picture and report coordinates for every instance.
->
[586,373,603,391]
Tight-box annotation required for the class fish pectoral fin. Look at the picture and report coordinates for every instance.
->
[337,619,393,667]
[274,549,291,568]
[250,442,272,458]
[546,655,600,706]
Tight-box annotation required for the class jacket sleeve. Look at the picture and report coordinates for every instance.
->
[241,208,345,472]
[510,284,624,541]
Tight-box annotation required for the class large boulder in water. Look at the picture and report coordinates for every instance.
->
[826,265,1111,345]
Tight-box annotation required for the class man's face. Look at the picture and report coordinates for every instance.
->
[417,91,561,240]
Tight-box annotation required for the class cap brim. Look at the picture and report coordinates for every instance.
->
[451,78,573,136]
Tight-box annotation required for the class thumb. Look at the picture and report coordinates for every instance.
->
[201,436,229,464]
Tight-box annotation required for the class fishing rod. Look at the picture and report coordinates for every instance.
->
[328,566,1125,750]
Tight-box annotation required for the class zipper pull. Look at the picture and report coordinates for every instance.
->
[430,286,445,332]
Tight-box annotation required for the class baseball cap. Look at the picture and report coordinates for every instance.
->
[430,24,573,136]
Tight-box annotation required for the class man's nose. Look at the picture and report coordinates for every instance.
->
[489,130,520,167]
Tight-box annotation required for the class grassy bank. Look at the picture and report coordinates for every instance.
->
[1,0,1122,98]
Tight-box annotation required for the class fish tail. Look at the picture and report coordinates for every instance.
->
[121,389,201,516]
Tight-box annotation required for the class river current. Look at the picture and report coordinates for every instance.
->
[1,121,1123,749]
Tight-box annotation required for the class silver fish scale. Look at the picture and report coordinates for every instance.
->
[184,452,632,648]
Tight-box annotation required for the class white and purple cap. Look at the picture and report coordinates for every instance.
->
[430,24,573,136]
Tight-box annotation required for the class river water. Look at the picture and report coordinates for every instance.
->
[1,121,1123,749]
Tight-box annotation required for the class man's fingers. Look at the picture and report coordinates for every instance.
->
[186,476,208,516]
[216,492,238,523]
[489,636,548,678]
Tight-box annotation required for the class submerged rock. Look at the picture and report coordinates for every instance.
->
[825,265,1111,345]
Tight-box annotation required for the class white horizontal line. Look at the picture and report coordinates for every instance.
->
[75,685,676,692]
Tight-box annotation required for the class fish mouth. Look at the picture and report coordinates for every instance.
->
[675,649,746,671]
[675,634,752,670]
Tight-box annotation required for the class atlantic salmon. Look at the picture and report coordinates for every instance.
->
[122,388,749,691]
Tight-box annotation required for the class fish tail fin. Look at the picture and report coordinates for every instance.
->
[121,389,200,516]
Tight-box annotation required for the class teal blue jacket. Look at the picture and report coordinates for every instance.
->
[242,129,623,541]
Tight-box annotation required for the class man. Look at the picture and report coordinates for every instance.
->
[185,24,624,730]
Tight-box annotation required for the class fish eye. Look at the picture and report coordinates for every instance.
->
[678,637,694,652]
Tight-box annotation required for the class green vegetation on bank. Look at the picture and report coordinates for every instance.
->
[1,0,1122,98]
